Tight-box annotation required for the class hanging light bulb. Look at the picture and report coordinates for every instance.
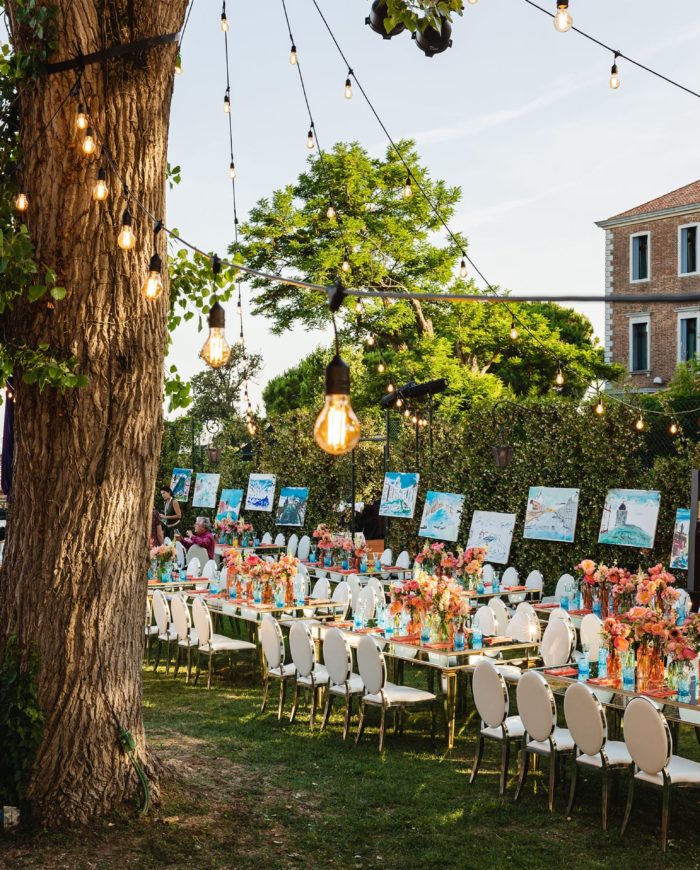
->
[467,0,478,4]
[237,328,244,346]
[367,335,375,347]
[223,91,231,113]
[594,398,605,416]
[326,204,336,220]
[200,301,232,368]
[669,421,679,435]
[229,160,237,179]
[14,191,28,212]
[5,388,13,400]
[609,57,621,90]
[634,416,645,432]
[344,77,353,99]
[403,175,412,199]
[396,397,403,408]
[509,321,519,341]
[290,44,298,64]
[313,354,361,455]
[307,128,315,149]
[117,209,136,251]
[553,0,573,32]
[412,414,418,424]
[174,53,183,75]
[555,367,565,387]
[355,300,364,314]
[82,127,96,155]
[377,361,385,373]
[92,168,109,202]
[459,259,468,279]
[403,408,410,419]
[220,11,229,31]
[342,258,351,273]
[76,103,88,131]
[387,383,394,393]
[141,253,164,301]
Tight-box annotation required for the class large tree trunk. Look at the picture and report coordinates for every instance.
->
[0,0,187,826]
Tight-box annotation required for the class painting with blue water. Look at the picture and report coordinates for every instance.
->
[467,511,517,564]
[524,486,580,544]
[379,472,420,519]
[670,508,690,570]
[216,488,244,522]
[169,467,193,501]
[245,473,277,512]
[598,488,661,549]
[276,487,310,527]
[418,491,465,542]
[192,473,220,509]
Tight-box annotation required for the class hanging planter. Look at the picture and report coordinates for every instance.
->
[366,0,406,39]
[414,19,453,57]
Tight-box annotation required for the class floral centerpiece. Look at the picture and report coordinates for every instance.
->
[274,554,301,605]
[150,542,177,581]
[455,546,486,590]
[421,573,470,640]
[415,542,445,575]
[233,517,254,545]
[611,567,637,614]
[601,615,632,682]
[389,578,428,633]
[625,606,676,691]
[635,564,679,617]
[214,517,237,545]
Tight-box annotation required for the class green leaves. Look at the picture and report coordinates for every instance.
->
[384,0,464,32]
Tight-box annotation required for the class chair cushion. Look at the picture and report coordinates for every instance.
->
[200,634,256,653]
[481,715,525,741]
[330,673,364,695]
[178,631,198,648]
[364,682,436,707]
[297,665,329,687]
[577,740,632,768]
[527,727,575,754]
[145,625,159,636]
[158,627,178,642]
[635,755,700,786]
[269,662,296,678]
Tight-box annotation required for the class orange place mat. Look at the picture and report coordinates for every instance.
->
[392,634,421,644]
[485,636,512,645]
[641,689,678,700]
[537,603,560,610]
[505,585,527,592]
[568,609,593,617]
[544,666,579,677]
[424,641,453,650]
[353,627,385,635]
[333,620,354,629]
[587,677,618,688]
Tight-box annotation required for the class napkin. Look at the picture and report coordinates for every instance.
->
[485,636,512,645]
[568,609,593,617]
[587,677,618,687]
[544,666,579,677]
[392,634,420,643]
[505,585,527,592]
[641,689,677,700]
[537,603,560,610]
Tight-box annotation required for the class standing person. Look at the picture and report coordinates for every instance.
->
[178,517,216,562]
[150,507,164,547]
[160,486,182,536]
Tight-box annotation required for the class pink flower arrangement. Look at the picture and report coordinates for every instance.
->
[214,517,237,536]
[233,517,253,536]
[601,616,631,651]
[150,542,176,565]
[457,546,487,578]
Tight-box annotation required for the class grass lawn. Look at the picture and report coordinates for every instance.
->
[2,655,700,870]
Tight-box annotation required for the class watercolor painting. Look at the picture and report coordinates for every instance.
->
[524,486,580,543]
[191,473,221,509]
[216,488,244,522]
[169,468,193,501]
[276,487,309,527]
[379,472,420,519]
[419,491,465,542]
[467,511,517,564]
[670,508,691,570]
[598,488,661,549]
[245,473,277,512]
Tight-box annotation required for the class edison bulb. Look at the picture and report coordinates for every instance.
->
[459,259,468,278]
[344,78,352,99]
[314,394,361,456]
[82,127,96,155]
[141,270,163,301]
[555,370,565,386]
[510,324,519,341]
[290,44,297,64]
[342,259,351,273]
[403,177,412,199]
[76,105,88,131]
[367,335,375,347]
[387,383,394,393]
[411,415,418,424]
[307,129,315,149]
[609,63,621,90]
[223,93,231,113]
[595,400,605,416]
[117,211,136,250]
[377,361,385,373]
[327,204,336,220]
[670,422,679,435]
[14,192,28,212]
[93,169,109,201]
[220,13,229,31]
[396,398,403,408]
[635,417,645,432]
[403,409,410,419]
[553,2,572,32]
[355,300,364,314]
[200,327,231,368]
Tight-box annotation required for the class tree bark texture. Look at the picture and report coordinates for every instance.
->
[0,0,187,826]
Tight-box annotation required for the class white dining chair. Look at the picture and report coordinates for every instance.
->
[297,535,311,561]
[355,635,437,751]
[287,533,299,557]
[525,570,544,591]
[201,559,218,581]
[186,545,208,571]
[473,605,496,637]
[543,572,574,604]
[321,627,364,739]
[347,573,362,615]
[163,536,172,545]
[380,548,393,566]
[260,614,296,720]
[395,550,410,570]
[540,618,574,668]
[289,621,329,730]
[367,576,386,605]
[262,532,273,544]
[470,659,525,795]
[356,586,376,622]
[564,682,633,830]
[579,613,603,660]
[482,564,495,584]
[622,695,700,851]
[488,597,509,636]
[174,540,186,569]
[515,670,575,811]
[274,533,286,547]
[191,597,256,689]
[548,609,577,660]
[144,597,159,665]
[151,589,177,674]
[502,566,519,585]
[330,580,350,621]
[170,593,198,683]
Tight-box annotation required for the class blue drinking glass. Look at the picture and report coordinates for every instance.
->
[578,656,590,682]
[454,631,465,651]
[597,648,608,679]
[471,626,483,650]
[420,623,431,645]
[622,665,636,691]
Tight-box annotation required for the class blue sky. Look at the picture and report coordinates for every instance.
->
[167,0,700,410]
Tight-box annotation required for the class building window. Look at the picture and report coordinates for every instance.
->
[629,316,649,372]
[678,311,699,362]
[680,224,699,275]
[630,232,650,282]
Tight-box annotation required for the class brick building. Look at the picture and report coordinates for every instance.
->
[596,180,700,391]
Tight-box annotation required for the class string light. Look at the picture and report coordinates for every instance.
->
[467,0,478,4]
[290,43,298,64]
[555,367,565,387]
[75,103,88,131]
[634,415,645,432]
[223,91,231,113]
[403,408,410,419]
[669,421,679,435]
[307,128,315,149]
[14,192,28,212]
[229,160,237,179]
[344,76,352,99]
[366,335,375,347]
[509,321,519,341]
[610,53,621,90]
[411,414,418,424]
[396,397,403,408]
[117,208,136,251]
[326,204,336,220]
[220,11,229,32]
[594,398,605,416]
[377,361,385,373]
[459,259,468,279]
[342,258,351,273]
[92,168,109,202]
[354,300,364,315]
[553,0,573,32]
[387,383,394,393]
[314,353,361,455]
[403,175,412,199]
[141,253,164,301]
[82,127,96,155]
[200,299,232,369]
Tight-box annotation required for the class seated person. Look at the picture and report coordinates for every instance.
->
[178,517,216,561]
